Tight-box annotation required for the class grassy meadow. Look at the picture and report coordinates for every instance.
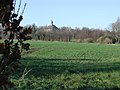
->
[11,40,120,90]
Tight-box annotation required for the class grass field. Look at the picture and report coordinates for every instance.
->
[11,41,120,90]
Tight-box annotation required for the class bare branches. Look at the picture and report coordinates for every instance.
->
[17,0,22,15]
[21,3,27,15]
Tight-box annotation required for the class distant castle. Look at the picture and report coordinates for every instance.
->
[44,21,59,32]
[0,21,59,39]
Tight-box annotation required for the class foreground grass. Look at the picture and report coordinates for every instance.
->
[11,41,120,90]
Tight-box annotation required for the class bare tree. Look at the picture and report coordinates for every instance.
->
[111,18,120,43]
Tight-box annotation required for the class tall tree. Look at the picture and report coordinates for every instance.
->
[111,18,120,43]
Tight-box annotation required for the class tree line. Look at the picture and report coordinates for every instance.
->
[24,18,120,44]
[1,18,120,44]
[31,26,104,42]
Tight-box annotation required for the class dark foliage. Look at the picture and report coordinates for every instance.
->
[0,0,31,89]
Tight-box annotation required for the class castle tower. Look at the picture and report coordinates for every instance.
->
[51,20,54,31]
[51,20,53,26]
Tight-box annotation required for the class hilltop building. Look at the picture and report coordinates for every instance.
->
[44,21,59,32]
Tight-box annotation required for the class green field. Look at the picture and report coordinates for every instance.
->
[12,41,120,90]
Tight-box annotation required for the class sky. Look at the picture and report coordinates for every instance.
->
[17,0,120,29]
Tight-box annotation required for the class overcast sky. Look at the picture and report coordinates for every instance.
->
[17,0,120,29]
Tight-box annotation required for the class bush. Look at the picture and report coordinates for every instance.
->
[83,38,94,43]
[103,38,112,44]
[76,39,82,43]
[97,35,114,44]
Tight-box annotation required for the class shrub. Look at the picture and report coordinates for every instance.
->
[97,35,114,44]
[76,39,82,43]
[96,36,104,43]
[83,38,94,43]
[103,37,112,44]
